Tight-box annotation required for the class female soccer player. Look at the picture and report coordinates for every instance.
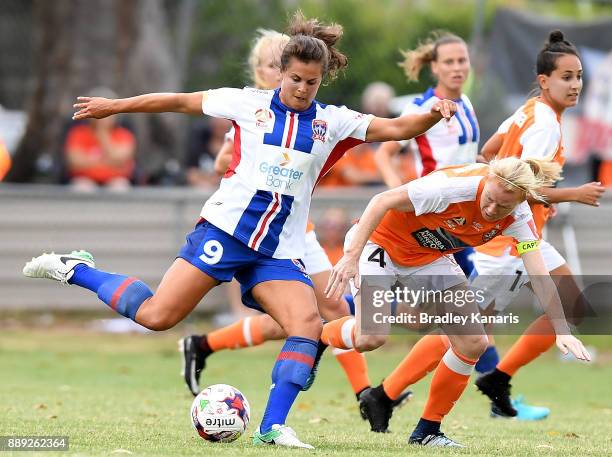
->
[179,28,411,412]
[372,31,542,416]
[321,157,591,447]
[375,31,478,276]
[23,12,455,449]
[471,30,604,418]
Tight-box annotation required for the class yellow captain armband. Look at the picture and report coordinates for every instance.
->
[516,240,540,255]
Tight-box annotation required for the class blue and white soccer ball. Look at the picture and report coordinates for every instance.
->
[190,384,251,443]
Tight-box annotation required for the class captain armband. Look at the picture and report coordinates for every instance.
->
[516,240,540,255]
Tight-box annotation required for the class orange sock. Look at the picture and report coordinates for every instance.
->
[207,315,266,352]
[497,315,555,377]
[422,347,477,422]
[321,316,355,349]
[333,348,371,394]
[382,334,450,400]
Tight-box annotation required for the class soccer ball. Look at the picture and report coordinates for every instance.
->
[190,384,251,443]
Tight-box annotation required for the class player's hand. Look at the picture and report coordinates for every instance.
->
[430,99,457,121]
[574,182,604,206]
[556,334,591,361]
[73,96,116,120]
[548,204,558,219]
[325,254,359,301]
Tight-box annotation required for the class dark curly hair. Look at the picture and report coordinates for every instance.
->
[280,11,348,81]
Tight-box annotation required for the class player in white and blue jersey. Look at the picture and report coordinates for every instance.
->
[375,32,479,276]
[23,12,456,449]
[180,29,414,415]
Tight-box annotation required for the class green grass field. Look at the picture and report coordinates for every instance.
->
[1,323,611,456]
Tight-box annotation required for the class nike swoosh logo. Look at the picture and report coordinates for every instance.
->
[59,256,82,265]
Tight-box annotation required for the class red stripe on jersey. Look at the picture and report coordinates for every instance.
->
[110,277,138,311]
[314,137,363,188]
[223,121,242,178]
[277,351,315,367]
[416,134,436,176]
[285,113,296,148]
[250,192,280,249]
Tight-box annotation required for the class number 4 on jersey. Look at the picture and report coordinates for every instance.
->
[368,247,386,268]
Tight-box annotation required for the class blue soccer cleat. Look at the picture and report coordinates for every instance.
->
[513,395,550,421]
[490,395,550,420]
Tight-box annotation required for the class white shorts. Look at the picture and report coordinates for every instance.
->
[345,225,466,300]
[471,239,566,311]
[302,230,333,276]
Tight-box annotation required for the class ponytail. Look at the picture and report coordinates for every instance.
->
[398,31,465,82]
[489,156,562,202]
[281,10,348,81]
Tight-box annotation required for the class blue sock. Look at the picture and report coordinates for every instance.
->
[345,294,355,315]
[70,264,153,321]
[411,417,440,439]
[260,336,318,433]
[475,345,500,374]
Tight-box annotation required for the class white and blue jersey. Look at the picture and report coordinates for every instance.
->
[400,87,479,176]
[200,87,373,259]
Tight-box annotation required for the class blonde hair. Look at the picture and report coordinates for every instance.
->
[489,156,563,202]
[248,29,290,89]
[399,31,465,82]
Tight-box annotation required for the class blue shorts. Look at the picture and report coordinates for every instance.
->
[178,220,313,311]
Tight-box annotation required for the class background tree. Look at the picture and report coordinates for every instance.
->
[6,0,184,183]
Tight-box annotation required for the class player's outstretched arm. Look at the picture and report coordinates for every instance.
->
[325,185,414,300]
[73,92,204,120]
[535,182,605,207]
[521,248,591,361]
[365,99,456,143]
[480,133,504,162]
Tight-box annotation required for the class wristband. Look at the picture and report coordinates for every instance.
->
[516,240,540,255]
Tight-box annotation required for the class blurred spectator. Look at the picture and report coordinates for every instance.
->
[0,138,11,181]
[361,81,396,118]
[582,51,612,186]
[318,82,395,187]
[64,88,135,191]
[185,117,231,189]
[317,207,351,265]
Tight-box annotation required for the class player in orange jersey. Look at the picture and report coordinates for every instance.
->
[179,29,411,413]
[321,157,590,447]
[471,30,604,420]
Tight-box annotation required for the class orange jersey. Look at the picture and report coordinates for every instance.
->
[64,124,136,184]
[306,220,315,233]
[0,140,10,181]
[477,97,564,257]
[369,164,538,267]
